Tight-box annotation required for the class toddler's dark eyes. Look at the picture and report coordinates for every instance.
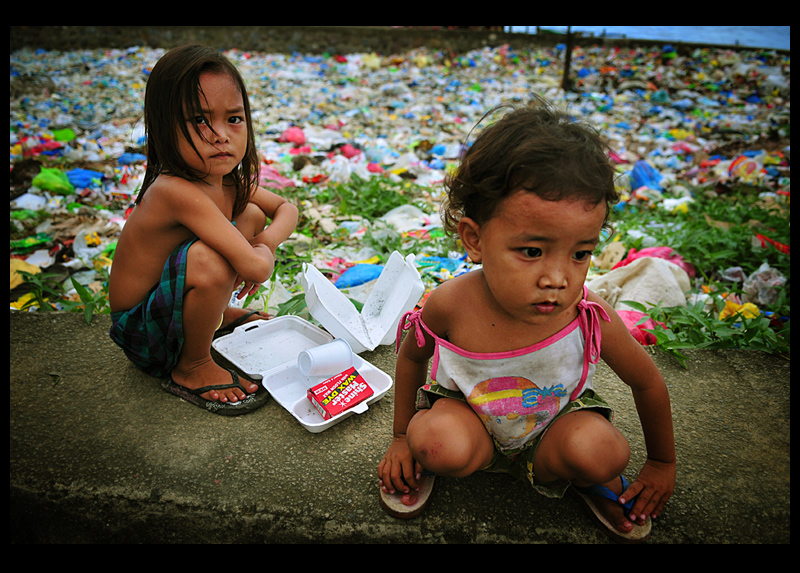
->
[518,248,592,261]
[521,247,542,258]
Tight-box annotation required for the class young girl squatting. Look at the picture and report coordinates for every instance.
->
[378,102,676,542]
[109,45,298,415]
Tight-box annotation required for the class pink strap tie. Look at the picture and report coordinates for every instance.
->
[577,297,610,365]
[396,310,426,353]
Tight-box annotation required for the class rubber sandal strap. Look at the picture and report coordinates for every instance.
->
[187,371,249,396]
[219,309,263,332]
[573,475,635,516]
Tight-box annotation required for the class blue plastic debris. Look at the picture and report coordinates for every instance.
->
[335,264,384,289]
[66,168,104,189]
[118,152,147,165]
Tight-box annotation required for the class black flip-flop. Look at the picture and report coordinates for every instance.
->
[161,369,270,416]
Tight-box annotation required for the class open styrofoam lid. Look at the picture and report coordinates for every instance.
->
[301,250,424,354]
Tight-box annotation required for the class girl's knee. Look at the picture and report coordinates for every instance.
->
[233,202,267,239]
[186,241,236,290]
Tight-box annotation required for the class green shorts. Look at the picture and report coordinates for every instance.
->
[416,384,614,498]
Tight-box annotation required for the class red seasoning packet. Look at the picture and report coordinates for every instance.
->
[307,367,374,420]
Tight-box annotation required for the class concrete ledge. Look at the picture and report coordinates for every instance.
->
[10,311,790,543]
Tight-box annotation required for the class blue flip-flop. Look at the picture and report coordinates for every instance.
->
[570,475,652,543]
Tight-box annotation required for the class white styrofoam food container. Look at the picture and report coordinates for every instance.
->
[301,250,424,354]
[212,316,392,433]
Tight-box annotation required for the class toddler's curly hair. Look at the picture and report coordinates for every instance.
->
[442,98,619,235]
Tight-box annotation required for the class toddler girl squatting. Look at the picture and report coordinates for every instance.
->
[109,45,298,416]
[378,101,676,543]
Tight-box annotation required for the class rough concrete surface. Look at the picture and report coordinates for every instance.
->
[10,310,789,543]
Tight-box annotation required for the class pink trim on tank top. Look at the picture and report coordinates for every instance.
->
[396,285,610,401]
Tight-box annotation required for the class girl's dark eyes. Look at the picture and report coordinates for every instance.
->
[191,115,243,125]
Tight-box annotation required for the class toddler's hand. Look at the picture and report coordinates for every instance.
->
[378,435,423,495]
[619,458,676,523]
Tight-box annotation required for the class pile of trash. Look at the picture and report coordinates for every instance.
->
[10,41,790,350]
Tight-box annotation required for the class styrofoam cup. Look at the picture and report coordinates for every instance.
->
[298,339,353,377]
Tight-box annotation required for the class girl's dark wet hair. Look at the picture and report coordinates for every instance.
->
[137,44,259,217]
[442,98,619,235]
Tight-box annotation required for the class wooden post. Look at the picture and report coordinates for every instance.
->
[561,26,574,92]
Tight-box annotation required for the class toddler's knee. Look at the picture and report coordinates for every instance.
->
[566,422,630,483]
[407,408,482,477]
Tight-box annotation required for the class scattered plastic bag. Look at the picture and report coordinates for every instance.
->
[335,263,384,289]
[51,128,76,142]
[752,233,790,255]
[613,246,695,278]
[31,167,74,195]
[728,154,763,183]
[10,258,41,290]
[66,168,104,189]
[118,152,147,165]
[10,192,48,211]
[617,310,665,346]
[629,160,663,192]
[378,204,435,234]
[260,164,296,189]
[10,233,52,253]
[339,143,361,159]
[720,267,748,283]
[278,126,305,146]
[742,262,786,306]
[660,196,693,214]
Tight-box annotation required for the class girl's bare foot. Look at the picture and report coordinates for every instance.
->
[171,357,259,403]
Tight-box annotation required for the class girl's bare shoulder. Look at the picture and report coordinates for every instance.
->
[425,271,477,310]
[420,271,482,339]
[143,174,200,204]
